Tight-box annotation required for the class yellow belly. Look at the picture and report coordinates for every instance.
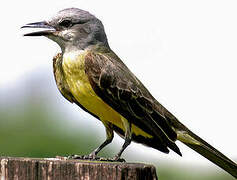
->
[62,51,152,138]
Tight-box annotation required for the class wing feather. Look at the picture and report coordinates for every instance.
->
[85,50,181,155]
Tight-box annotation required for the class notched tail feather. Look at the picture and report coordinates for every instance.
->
[176,128,237,178]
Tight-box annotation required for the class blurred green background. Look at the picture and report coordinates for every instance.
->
[0,69,234,180]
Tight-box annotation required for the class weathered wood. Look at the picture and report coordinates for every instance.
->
[0,157,158,180]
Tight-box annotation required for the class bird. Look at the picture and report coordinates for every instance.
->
[22,8,237,178]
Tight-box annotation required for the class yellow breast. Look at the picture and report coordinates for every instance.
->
[62,50,152,138]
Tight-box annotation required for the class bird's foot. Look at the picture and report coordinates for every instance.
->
[95,155,126,162]
[67,154,125,162]
[110,157,126,162]
[110,155,126,162]
[67,154,99,160]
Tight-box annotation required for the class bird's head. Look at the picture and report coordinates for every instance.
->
[22,8,109,52]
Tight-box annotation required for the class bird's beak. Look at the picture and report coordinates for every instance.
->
[21,21,56,36]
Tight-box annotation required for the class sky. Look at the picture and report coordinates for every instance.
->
[0,0,237,169]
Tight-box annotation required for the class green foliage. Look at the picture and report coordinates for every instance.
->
[0,100,97,157]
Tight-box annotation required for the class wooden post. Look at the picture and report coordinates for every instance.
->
[0,157,158,180]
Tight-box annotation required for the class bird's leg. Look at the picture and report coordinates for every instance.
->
[113,117,132,161]
[88,125,114,159]
[69,123,114,160]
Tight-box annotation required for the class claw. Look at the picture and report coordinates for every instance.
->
[88,152,97,159]
[67,154,100,160]
[111,156,126,162]
[67,154,126,162]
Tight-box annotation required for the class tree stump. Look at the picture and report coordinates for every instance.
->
[0,157,158,180]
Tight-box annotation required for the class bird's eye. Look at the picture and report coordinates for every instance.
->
[59,20,73,28]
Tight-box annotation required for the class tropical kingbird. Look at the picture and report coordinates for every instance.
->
[22,8,237,178]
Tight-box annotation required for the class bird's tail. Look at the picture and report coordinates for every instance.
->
[173,120,237,178]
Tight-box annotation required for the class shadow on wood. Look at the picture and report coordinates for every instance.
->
[0,157,158,180]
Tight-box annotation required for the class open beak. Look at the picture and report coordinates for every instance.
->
[21,21,56,36]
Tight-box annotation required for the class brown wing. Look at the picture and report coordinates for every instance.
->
[84,50,181,155]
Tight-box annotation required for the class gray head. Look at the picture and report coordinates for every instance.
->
[22,8,109,52]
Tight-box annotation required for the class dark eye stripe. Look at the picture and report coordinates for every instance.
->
[59,20,72,28]
[59,19,88,28]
